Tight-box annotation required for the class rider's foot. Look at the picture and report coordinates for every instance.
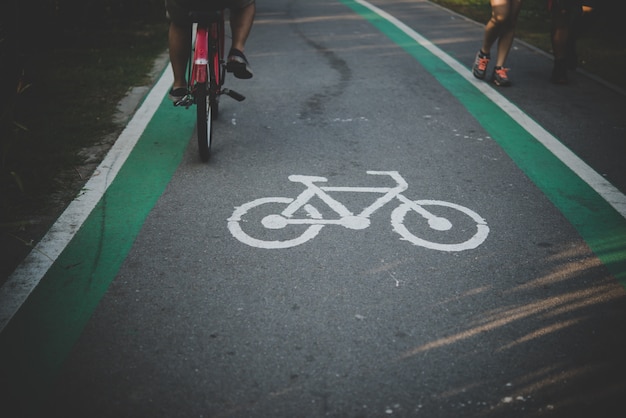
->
[226,48,253,79]
[168,87,188,103]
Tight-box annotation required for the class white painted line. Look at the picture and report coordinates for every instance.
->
[0,66,174,332]
[355,0,626,219]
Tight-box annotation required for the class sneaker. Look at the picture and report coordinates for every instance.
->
[472,51,490,79]
[168,87,188,104]
[550,59,568,84]
[492,66,511,87]
[226,48,253,79]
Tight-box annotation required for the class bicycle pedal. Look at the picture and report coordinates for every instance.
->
[174,95,194,108]
[223,88,245,102]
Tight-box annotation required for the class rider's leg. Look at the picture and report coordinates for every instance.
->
[227,1,255,79]
[168,21,192,90]
[230,2,255,54]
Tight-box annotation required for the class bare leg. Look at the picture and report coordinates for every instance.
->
[550,3,584,83]
[481,2,506,55]
[481,0,522,67]
[494,0,522,67]
[551,10,569,62]
[226,3,255,79]
[169,21,191,89]
[230,3,255,53]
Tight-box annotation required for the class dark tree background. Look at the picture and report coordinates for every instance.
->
[0,0,165,110]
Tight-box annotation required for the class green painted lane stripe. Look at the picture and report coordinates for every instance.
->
[339,0,626,284]
[0,95,195,410]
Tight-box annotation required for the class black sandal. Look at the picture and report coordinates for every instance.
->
[168,87,188,103]
[226,48,253,79]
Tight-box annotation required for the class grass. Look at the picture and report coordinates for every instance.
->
[0,20,168,279]
[1,22,167,216]
[430,0,626,91]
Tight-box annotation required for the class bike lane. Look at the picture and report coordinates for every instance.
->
[0,67,196,410]
[1,0,626,416]
[341,0,626,285]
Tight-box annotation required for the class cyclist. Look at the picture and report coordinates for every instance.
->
[165,0,255,102]
[472,0,523,87]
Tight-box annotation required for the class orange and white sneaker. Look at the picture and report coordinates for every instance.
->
[492,66,511,87]
[472,51,490,80]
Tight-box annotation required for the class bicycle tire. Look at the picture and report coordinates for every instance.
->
[211,27,221,122]
[211,89,219,121]
[195,82,212,162]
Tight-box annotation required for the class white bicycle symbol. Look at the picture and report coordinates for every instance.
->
[227,171,489,251]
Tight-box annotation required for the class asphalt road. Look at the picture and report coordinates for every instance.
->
[1,0,626,417]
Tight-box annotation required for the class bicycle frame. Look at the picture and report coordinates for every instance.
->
[177,10,227,161]
[188,11,224,104]
[179,10,244,161]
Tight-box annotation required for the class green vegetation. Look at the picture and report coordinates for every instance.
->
[0,1,167,277]
[1,1,167,225]
[431,0,626,91]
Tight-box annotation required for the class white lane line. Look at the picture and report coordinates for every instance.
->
[355,0,626,219]
[0,67,174,332]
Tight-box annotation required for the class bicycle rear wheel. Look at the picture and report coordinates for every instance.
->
[195,82,213,161]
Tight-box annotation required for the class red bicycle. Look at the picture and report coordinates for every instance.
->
[177,10,245,162]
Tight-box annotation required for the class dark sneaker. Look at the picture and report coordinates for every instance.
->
[226,48,253,79]
[551,59,569,84]
[472,51,490,79]
[492,66,511,87]
[168,87,188,104]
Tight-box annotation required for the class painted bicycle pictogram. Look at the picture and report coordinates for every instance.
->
[227,171,489,251]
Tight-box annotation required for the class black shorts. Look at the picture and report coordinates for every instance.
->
[166,0,255,24]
